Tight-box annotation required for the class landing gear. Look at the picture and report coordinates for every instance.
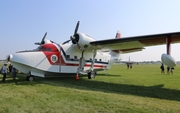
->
[87,50,97,79]
[26,75,34,81]
[76,49,97,80]
[88,71,95,79]
[26,71,34,81]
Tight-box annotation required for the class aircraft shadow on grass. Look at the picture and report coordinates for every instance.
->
[3,74,180,102]
[95,74,122,77]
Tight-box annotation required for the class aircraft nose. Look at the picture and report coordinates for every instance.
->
[6,54,13,62]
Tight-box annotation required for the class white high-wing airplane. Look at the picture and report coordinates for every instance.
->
[6,21,180,81]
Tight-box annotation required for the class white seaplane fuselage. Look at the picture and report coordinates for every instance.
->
[8,42,121,78]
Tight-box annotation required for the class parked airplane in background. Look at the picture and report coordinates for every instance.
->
[6,21,180,81]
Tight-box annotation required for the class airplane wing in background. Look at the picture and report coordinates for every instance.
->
[90,31,180,53]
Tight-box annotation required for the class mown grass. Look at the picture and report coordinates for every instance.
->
[0,64,180,113]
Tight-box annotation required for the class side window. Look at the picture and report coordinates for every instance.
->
[42,47,46,51]
[66,55,70,58]
[74,56,78,59]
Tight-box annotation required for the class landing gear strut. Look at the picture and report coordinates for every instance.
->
[88,50,97,79]
[76,49,97,80]
[75,51,86,80]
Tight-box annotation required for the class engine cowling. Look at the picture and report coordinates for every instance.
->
[161,54,176,67]
[73,32,95,50]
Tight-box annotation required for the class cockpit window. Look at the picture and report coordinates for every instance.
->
[46,48,51,52]
[35,46,52,52]
[36,46,42,51]
[17,44,59,53]
[33,43,60,52]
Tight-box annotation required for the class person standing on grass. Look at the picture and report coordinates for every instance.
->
[167,67,170,74]
[126,63,129,69]
[8,64,12,73]
[1,63,8,82]
[12,66,18,80]
[160,63,165,74]
[130,64,132,69]
[170,67,174,75]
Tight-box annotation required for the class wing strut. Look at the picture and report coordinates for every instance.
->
[166,36,171,55]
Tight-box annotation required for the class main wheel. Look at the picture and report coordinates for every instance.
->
[26,75,34,81]
[29,75,34,81]
[88,72,95,79]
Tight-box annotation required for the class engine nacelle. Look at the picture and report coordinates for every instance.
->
[74,32,95,50]
[161,54,176,67]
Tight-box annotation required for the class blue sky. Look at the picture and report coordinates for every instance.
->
[1,0,180,61]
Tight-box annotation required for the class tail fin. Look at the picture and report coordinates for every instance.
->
[108,30,122,68]
[115,30,121,38]
[112,30,121,53]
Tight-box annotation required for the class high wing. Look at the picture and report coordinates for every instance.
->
[90,31,180,53]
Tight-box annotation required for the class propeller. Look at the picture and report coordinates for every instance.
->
[35,32,47,45]
[62,21,80,46]
[70,35,81,50]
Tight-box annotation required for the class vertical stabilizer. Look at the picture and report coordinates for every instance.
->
[112,30,121,53]
[107,30,122,69]
[115,30,121,38]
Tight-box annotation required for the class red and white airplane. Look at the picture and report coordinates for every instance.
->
[6,21,180,81]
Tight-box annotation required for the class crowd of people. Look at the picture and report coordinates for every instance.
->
[0,63,18,82]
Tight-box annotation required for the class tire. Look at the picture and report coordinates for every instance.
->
[88,72,95,79]
[28,75,34,81]
[26,75,34,81]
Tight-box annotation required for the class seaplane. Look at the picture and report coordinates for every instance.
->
[6,21,180,81]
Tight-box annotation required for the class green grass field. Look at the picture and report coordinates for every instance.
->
[0,64,180,113]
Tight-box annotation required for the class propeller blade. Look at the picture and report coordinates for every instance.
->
[41,32,47,44]
[62,40,71,45]
[34,42,41,45]
[74,21,80,36]
[34,32,47,45]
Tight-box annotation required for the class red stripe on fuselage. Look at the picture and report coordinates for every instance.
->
[42,44,107,68]
[60,55,106,68]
